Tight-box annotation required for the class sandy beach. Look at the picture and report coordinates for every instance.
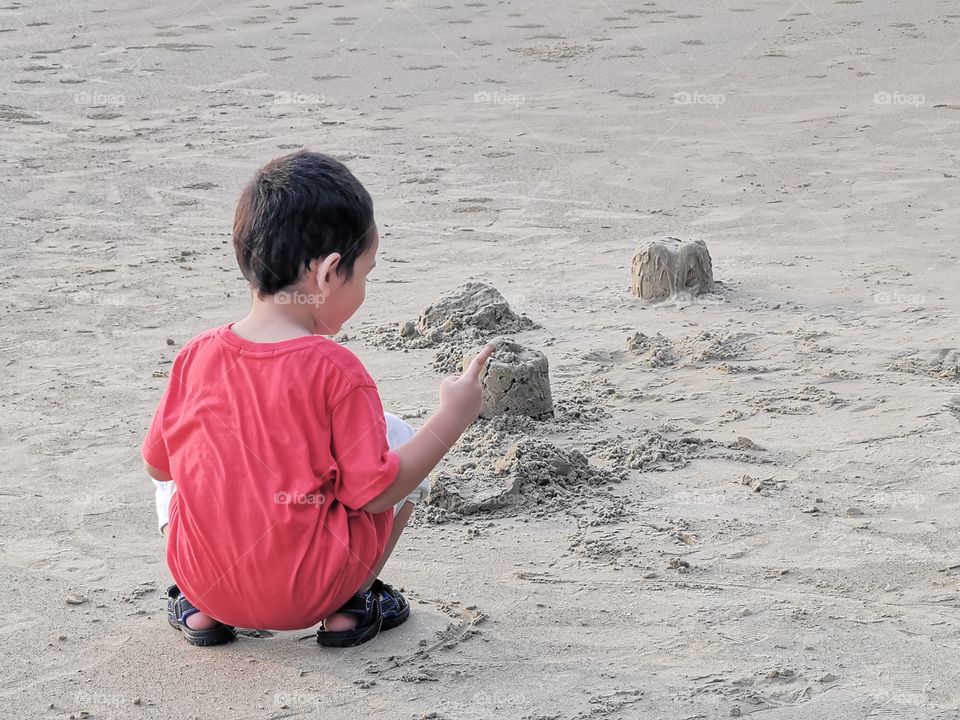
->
[2,0,960,717]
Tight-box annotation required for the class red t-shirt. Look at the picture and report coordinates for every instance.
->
[141,324,400,630]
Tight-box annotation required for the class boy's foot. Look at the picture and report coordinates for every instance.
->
[317,587,382,647]
[317,580,409,647]
[166,585,236,646]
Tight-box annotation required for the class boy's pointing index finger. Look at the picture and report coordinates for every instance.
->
[465,344,495,379]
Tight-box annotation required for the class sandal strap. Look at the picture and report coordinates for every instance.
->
[167,585,204,625]
[331,588,377,619]
[371,579,405,602]
[320,588,382,637]
[370,579,409,614]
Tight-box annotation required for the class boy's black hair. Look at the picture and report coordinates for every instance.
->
[232,150,375,295]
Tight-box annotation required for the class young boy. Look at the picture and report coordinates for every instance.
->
[142,150,493,647]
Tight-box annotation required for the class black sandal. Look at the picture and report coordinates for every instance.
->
[316,587,383,647]
[166,585,236,646]
[371,579,410,631]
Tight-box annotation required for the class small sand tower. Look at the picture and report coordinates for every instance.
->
[465,338,554,420]
[631,237,714,300]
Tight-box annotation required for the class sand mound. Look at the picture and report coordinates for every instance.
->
[745,386,847,415]
[420,418,624,523]
[591,430,704,471]
[364,282,538,373]
[626,332,679,367]
[422,420,777,525]
[627,329,748,367]
[890,349,960,381]
[678,330,747,362]
[551,391,613,422]
[589,428,775,472]
[416,282,526,338]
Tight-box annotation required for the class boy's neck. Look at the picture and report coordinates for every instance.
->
[231,291,318,343]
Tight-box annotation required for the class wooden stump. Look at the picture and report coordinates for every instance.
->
[631,237,714,300]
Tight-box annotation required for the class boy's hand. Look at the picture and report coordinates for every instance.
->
[439,344,495,428]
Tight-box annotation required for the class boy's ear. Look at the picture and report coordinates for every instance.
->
[313,253,342,290]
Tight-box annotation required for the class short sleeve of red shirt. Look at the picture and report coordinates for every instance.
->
[142,367,176,474]
[329,384,401,510]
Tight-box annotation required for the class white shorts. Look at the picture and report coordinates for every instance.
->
[153,411,429,532]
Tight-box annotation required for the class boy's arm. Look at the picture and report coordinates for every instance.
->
[360,345,493,513]
[144,460,172,482]
[359,407,468,513]
[142,366,178,481]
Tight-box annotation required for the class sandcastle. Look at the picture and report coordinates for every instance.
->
[464,338,554,419]
[631,237,714,300]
